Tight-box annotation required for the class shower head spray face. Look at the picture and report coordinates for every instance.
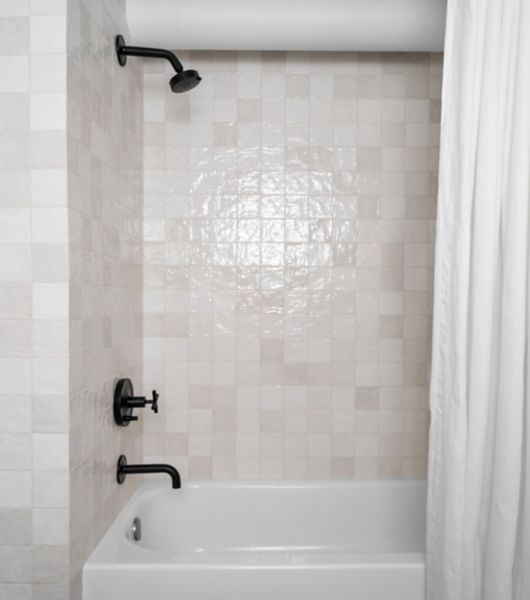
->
[169,70,202,93]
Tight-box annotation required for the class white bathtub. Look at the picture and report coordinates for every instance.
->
[83,480,426,600]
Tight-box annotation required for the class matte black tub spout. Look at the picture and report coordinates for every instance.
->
[116,455,181,489]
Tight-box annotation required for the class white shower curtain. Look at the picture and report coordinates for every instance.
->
[426,0,530,599]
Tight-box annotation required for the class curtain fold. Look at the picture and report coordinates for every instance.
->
[426,0,530,599]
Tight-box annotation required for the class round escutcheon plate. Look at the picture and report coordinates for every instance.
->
[113,378,134,426]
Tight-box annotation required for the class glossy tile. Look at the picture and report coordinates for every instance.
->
[143,51,440,480]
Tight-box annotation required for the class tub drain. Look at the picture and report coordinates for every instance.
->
[129,517,142,542]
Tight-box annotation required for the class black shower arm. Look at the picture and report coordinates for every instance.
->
[119,45,184,73]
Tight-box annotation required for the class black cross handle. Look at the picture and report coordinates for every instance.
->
[125,390,159,413]
[113,379,160,426]
[145,390,159,413]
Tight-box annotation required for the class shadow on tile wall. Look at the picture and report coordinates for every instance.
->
[67,0,143,598]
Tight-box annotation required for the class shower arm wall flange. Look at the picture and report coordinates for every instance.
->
[115,34,183,72]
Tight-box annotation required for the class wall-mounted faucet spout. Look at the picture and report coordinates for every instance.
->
[116,455,181,489]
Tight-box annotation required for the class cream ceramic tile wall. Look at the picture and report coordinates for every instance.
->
[143,51,441,480]
[67,0,143,598]
[0,2,69,599]
[0,0,143,598]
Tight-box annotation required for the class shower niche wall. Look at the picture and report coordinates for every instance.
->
[141,50,441,481]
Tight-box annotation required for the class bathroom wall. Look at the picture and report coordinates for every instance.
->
[143,51,441,480]
[0,1,143,599]
[0,2,70,599]
[67,0,143,598]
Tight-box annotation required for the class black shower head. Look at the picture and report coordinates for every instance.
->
[169,70,202,93]
[115,35,201,94]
